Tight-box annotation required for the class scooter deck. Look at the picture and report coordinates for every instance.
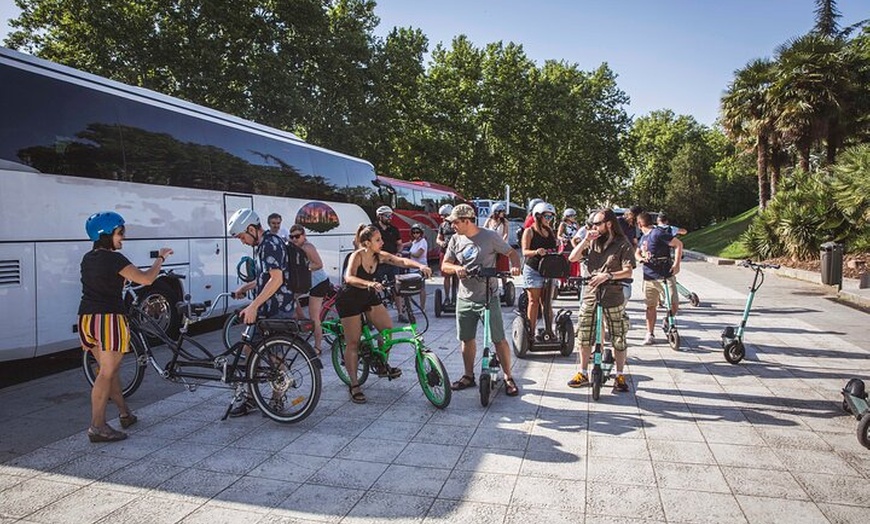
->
[843,392,869,420]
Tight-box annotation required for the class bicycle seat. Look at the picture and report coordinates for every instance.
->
[257,318,313,335]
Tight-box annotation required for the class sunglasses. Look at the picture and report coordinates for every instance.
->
[543,214,555,219]
[289,233,303,239]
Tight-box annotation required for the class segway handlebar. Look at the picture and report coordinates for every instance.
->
[567,276,633,286]
[466,266,513,280]
[740,260,780,270]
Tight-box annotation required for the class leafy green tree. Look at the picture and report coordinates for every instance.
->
[663,141,715,230]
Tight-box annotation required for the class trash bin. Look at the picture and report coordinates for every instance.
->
[820,242,843,287]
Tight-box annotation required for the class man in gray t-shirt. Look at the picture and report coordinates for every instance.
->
[442,204,522,396]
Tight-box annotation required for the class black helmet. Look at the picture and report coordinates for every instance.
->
[845,378,867,399]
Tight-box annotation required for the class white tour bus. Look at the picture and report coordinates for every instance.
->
[0,47,379,362]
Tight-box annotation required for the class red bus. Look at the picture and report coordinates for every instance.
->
[374,175,467,261]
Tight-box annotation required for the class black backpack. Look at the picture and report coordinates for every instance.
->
[285,241,312,293]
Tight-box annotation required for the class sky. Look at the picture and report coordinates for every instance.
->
[1,0,867,126]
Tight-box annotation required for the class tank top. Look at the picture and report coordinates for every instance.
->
[525,227,557,271]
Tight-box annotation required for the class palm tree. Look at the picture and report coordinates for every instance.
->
[813,0,842,37]
[721,58,774,209]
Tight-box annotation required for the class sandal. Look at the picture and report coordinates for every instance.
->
[87,425,128,443]
[349,385,367,404]
[450,374,476,391]
[119,412,138,429]
[505,377,519,397]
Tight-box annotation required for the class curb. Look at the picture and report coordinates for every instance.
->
[684,250,870,311]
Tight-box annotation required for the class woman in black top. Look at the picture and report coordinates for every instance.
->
[80,212,173,442]
[521,202,558,338]
[337,224,431,404]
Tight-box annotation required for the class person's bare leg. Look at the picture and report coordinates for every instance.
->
[309,295,324,352]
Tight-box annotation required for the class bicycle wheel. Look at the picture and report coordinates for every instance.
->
[82,332,147,398]
[591,366,602,401]
[248,336,321,424]
[415,349,451,409]
[479,372,491,407]
[404,296,429,335]
[330,337,370,386]
[222,310,244,350]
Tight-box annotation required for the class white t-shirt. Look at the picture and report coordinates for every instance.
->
[409,238,428,266]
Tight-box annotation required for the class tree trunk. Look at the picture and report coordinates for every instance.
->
[770,133,782,200]
[757,134,770,209]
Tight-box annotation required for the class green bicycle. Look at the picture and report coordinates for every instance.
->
[324,277,451,409]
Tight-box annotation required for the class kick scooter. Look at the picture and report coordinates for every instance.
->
[570,276,633,400]
[471,267,513,407]
[841,378,870,449]
[660,276,680,351]
[721,260,779,364]
[675,281,701,307]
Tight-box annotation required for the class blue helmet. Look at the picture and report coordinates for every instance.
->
[85,211,125,241]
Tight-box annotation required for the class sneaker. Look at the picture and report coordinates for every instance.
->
[229,396,257,418]
[642,333,655,345]
[567,371,590,388]
[87,424,127,443]
[613,374,629,392]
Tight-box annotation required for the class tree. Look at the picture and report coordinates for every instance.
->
[721,58,774,208]
[664,141,715,230]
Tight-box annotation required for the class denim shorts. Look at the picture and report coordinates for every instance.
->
[522,264,546,289]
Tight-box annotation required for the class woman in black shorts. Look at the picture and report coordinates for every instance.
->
[289,224,331,354]
[337,224,432,404]
[79,211,173,442]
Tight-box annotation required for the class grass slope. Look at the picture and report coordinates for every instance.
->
[682,207,757,259]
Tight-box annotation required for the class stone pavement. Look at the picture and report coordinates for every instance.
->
[1,259,869,523]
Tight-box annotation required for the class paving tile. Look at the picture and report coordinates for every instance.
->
[757,427,835,451]
[133,415,212,440]
[708,442,787,470]
[231,424,307,451]
[212,477,300,510]
[773,447,863,476]
[659,488,746,523]
[146,441,224,467]
[334,436,406,463]
[504,506,586,524]
[653,462,730,493]
[99,458,186,491]
[180,501,268,523]
[0,478,81,519]
[279,431,354,458]
[39,453,133,486]
[424,499,507,523]
[586,457,655,487]
[411,422,476,447]
[307,457,389,490]
[343,490,432,523]
[792,471,870,507]
[642,420,706,442]
[271,483,365,523]
[394,442,464,469]
[736,495,829,524]
[95,493,201,524]
[510,476,586,511]
[588,434,650,460]
[647,439,716,464]
[193,447,273,475]
[454,446,524,475]
[0,447,83,478]
[371,464,450,497]
[156,468,240,499]
[438,470,517,504]
[817,502,870,524]
[519,448,585,481]
[90,435,172,461]
[585,482,665,521]
[249,452,330,483]
[356,420,425,442]
[25,485,138,524]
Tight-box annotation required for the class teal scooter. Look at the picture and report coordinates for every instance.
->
[721,260,779,364]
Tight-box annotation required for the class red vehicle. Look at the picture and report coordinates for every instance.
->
[374,175,467,262]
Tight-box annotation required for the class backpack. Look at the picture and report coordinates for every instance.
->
[285,241,312,293]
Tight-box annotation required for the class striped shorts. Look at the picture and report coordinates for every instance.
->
[78,313,131,353]
[575,303,628,352]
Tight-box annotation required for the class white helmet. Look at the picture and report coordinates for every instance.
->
[528,198,544,213]
[376,205,393,216]
[438,204,453,217]
[563,208,577,218]
[492,202,506,213]
[227,208,260,236]
[532,202,556,217]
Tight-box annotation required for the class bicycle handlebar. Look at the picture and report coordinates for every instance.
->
[466,267,512,279]
[567,276,633,286]
[179,292,233,321]
[740,260,780,270]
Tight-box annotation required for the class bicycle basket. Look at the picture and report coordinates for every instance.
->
[395,272,424,296]
[538,254,570,279]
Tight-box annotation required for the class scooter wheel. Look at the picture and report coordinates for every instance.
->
[689,293,700,307]
[559,318,575,357]
[668,330,680,351]
[479,373,492,407]
[591,366,602,401]
[724,340,745,364]
[511,316,529,358]
[503,281,515,307]
[434,289,443,318]
[858,414,870,450]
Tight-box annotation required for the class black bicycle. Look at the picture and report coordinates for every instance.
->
[83,289,322,424]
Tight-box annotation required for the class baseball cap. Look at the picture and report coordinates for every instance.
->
[447,203,476,222]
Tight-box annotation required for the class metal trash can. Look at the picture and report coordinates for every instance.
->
[820,242,843,287]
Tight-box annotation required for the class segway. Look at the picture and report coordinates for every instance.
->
[512,253,574,358]
[434,273,459,318]
[841,378,870,449]
[721,260,779,364]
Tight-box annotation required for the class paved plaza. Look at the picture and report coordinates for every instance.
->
[1,259,869,523]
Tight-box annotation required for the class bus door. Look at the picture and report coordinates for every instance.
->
[224,194,255,305]
[0,244,36,360]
